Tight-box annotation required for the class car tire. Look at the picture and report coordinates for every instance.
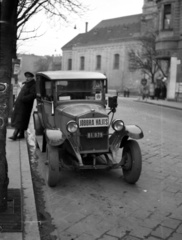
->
[42,133,46,152]
[122,140,142,184]
[46,144,60,187]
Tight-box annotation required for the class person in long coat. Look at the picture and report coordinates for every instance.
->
[9,71,36,140]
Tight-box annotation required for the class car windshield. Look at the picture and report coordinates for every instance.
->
[56,79,104,101]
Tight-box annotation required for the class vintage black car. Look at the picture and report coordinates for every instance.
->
[33,71,144,187]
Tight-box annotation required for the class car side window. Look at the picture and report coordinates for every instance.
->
[45,81,53,101]
[57,81,71,100]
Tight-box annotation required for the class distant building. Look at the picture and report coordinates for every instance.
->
[17,54,41,82]
[16,54,62,82]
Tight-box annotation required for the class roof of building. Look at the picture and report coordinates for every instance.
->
[94,14,142,28]
[62,14,142,50]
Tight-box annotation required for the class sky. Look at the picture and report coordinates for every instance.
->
[18,0,144,56]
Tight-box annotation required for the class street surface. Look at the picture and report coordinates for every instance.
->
[32,98,182,240]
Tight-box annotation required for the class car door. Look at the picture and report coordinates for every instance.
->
[42,80,55,129]
[37,77,55,129]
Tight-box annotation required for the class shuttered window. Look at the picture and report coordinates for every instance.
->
[96,55,101,70]
[68,58,72,70]
[113,54,120,69]
[80,56,85,70]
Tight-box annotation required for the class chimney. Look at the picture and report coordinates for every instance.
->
[85,22,88,33]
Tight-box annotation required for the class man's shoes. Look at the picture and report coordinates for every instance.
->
[8,128,20,141]
[17,130,25,139]
[9,136,17,141]
[17,135,25,139]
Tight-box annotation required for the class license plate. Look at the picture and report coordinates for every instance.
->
[87,132,103,138]
[79,118,109,128]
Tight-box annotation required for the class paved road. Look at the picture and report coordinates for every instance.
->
[34,99,182,240]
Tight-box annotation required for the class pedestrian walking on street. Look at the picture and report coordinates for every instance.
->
[160,79,167,100]
[149,82,155,99]
[9,71,36,140]
[139,78,149,100]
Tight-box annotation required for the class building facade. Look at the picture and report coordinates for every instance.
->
[62,0,182,100]
[155,0,182,100]
[62,14,143,93]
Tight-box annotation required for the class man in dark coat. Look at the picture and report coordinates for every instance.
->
[9,71,36,140]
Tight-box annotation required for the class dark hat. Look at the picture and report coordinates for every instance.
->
[24,71,34,77]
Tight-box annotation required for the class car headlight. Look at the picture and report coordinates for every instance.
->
[67,121,78,133]
[112,119,124,131]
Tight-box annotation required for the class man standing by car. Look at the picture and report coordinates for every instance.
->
[9,71,36,140]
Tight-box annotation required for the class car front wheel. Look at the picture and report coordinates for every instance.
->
[46,144,60,187]
[122,140,142,184]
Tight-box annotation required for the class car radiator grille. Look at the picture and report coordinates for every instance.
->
[79,127,109,153]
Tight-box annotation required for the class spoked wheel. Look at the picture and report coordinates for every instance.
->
[122,140,142,184]
[46,144,60,187]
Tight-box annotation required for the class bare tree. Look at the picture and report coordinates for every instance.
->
[128,32,166,83]
[0,0,19,212]
[13,0,86,57]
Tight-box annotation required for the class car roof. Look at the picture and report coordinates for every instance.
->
[36,71,106,80]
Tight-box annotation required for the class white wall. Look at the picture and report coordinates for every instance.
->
[62,41,141,93]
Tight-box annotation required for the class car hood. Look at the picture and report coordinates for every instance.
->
[56,103,106,117]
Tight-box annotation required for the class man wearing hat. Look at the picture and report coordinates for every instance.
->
[9,72,36,140]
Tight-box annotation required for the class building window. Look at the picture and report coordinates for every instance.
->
[68,58,72,70]
[96,55,101,70]
[80,56,85,70]
[163,4,172,30]
[113,54,120,69]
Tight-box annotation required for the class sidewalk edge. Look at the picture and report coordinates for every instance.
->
[19,137,40,240]
[134,99,182,110]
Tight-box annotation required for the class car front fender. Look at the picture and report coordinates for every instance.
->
[109,125,143,161]
[125,125,144,139]
[45,129,65,146]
